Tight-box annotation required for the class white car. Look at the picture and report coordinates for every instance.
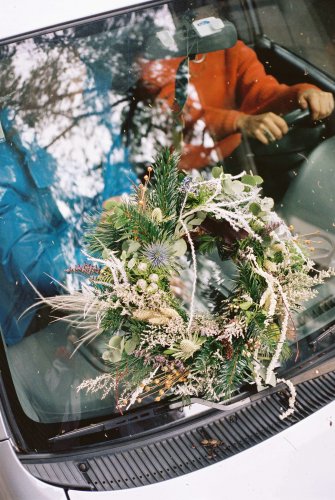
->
[0,1,335,499]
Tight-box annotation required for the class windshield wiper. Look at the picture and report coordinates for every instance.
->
[310,323,335,347]
[49,356,335,446]
[48,394,251,446]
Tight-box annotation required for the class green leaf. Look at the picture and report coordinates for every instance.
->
[239,301,253,311]
[197,211,207,221]
[125,336,139,355]
[242,174,263,186]
[212,166,223,178]
[127,240,141,254]
[108,349,122,363]
[249,202,261,216]
[163,349,175,355]
[189,218,204,227]
[108,336,123,349]
[114,217,126,230]
[253,175,264,185]
[172,238,187,256]
[262,235,272,247]
[127,257,136,269]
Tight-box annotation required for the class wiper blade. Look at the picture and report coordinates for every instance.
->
[310,323,335,347]
[48,395,251,445]
[48,404,161,444]
[49,356,335,445]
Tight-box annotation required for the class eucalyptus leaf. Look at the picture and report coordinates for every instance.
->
[172,238,187,256]
[242,174,263,186]
[108,336,123,349]
[197,211,207,221]
[253,175,264,185]
[125,336,139,355]
[222,179,233,195]
[127,240,141,254]
[127,257,136,269]
[107,349,123,363]
[239,301,253,311]
[249,202,261,216]
[222,179,238,195]
[212,166,223,178]
[190,218,205,227]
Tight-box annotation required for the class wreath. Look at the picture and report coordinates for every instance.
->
[39,149,334,419]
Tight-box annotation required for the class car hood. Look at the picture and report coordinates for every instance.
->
[67,401,335,500]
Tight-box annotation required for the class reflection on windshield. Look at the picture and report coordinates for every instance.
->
[0,0,334,428]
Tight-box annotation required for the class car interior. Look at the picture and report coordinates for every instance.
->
[1,0,335,450]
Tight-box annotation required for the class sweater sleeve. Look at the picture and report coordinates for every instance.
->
[197,42,319,141]
[234,41,319,115]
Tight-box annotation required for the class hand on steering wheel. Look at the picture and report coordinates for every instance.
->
[236,112,289,145]
[298,88,334,121]
[237,89,334,146]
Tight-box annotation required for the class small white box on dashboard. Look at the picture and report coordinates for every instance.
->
[192,17,225,38]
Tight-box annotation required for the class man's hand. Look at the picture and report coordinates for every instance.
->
[236,112,289,145]
[298,89,334,121]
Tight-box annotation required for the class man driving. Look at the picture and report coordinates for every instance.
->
[140,39,334,170]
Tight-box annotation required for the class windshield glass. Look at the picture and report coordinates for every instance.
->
[0,0,334,447]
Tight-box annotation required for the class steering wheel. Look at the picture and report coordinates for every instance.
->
[248,107,326,169]
[283,107,311,127]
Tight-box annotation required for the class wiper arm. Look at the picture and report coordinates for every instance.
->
[48,395,251,445]
[49,356,335,445]
[310,323,335,347]
[48,404,161,445]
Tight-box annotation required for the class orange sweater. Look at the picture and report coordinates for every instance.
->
[141,41,318,169]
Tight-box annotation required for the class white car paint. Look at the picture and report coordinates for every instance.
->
[68,401,335,500]
[0,440,67,500]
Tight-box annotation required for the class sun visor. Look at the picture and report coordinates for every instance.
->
[144,16,237,59]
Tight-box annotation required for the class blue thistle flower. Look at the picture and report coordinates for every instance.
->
[180,176,199,195]
[143,242,171,268]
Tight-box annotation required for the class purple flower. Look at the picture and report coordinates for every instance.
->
[143,242,171,268]
[66,263,101,276]
[180,176,199,195]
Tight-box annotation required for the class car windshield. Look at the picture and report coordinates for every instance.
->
[0,0,335,446]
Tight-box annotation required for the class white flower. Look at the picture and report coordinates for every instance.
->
[147,282,159,293]
[264,260,277,273]
[149,273,159,283]
[260,197,274,212]
[136,279,148,291]
[137,262,148,272]
[272,242,286,253]
[151,207,163,222]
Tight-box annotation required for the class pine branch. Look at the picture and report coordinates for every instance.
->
[148,148,181,218]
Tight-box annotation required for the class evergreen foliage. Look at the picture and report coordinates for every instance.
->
[46,148,334,418]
